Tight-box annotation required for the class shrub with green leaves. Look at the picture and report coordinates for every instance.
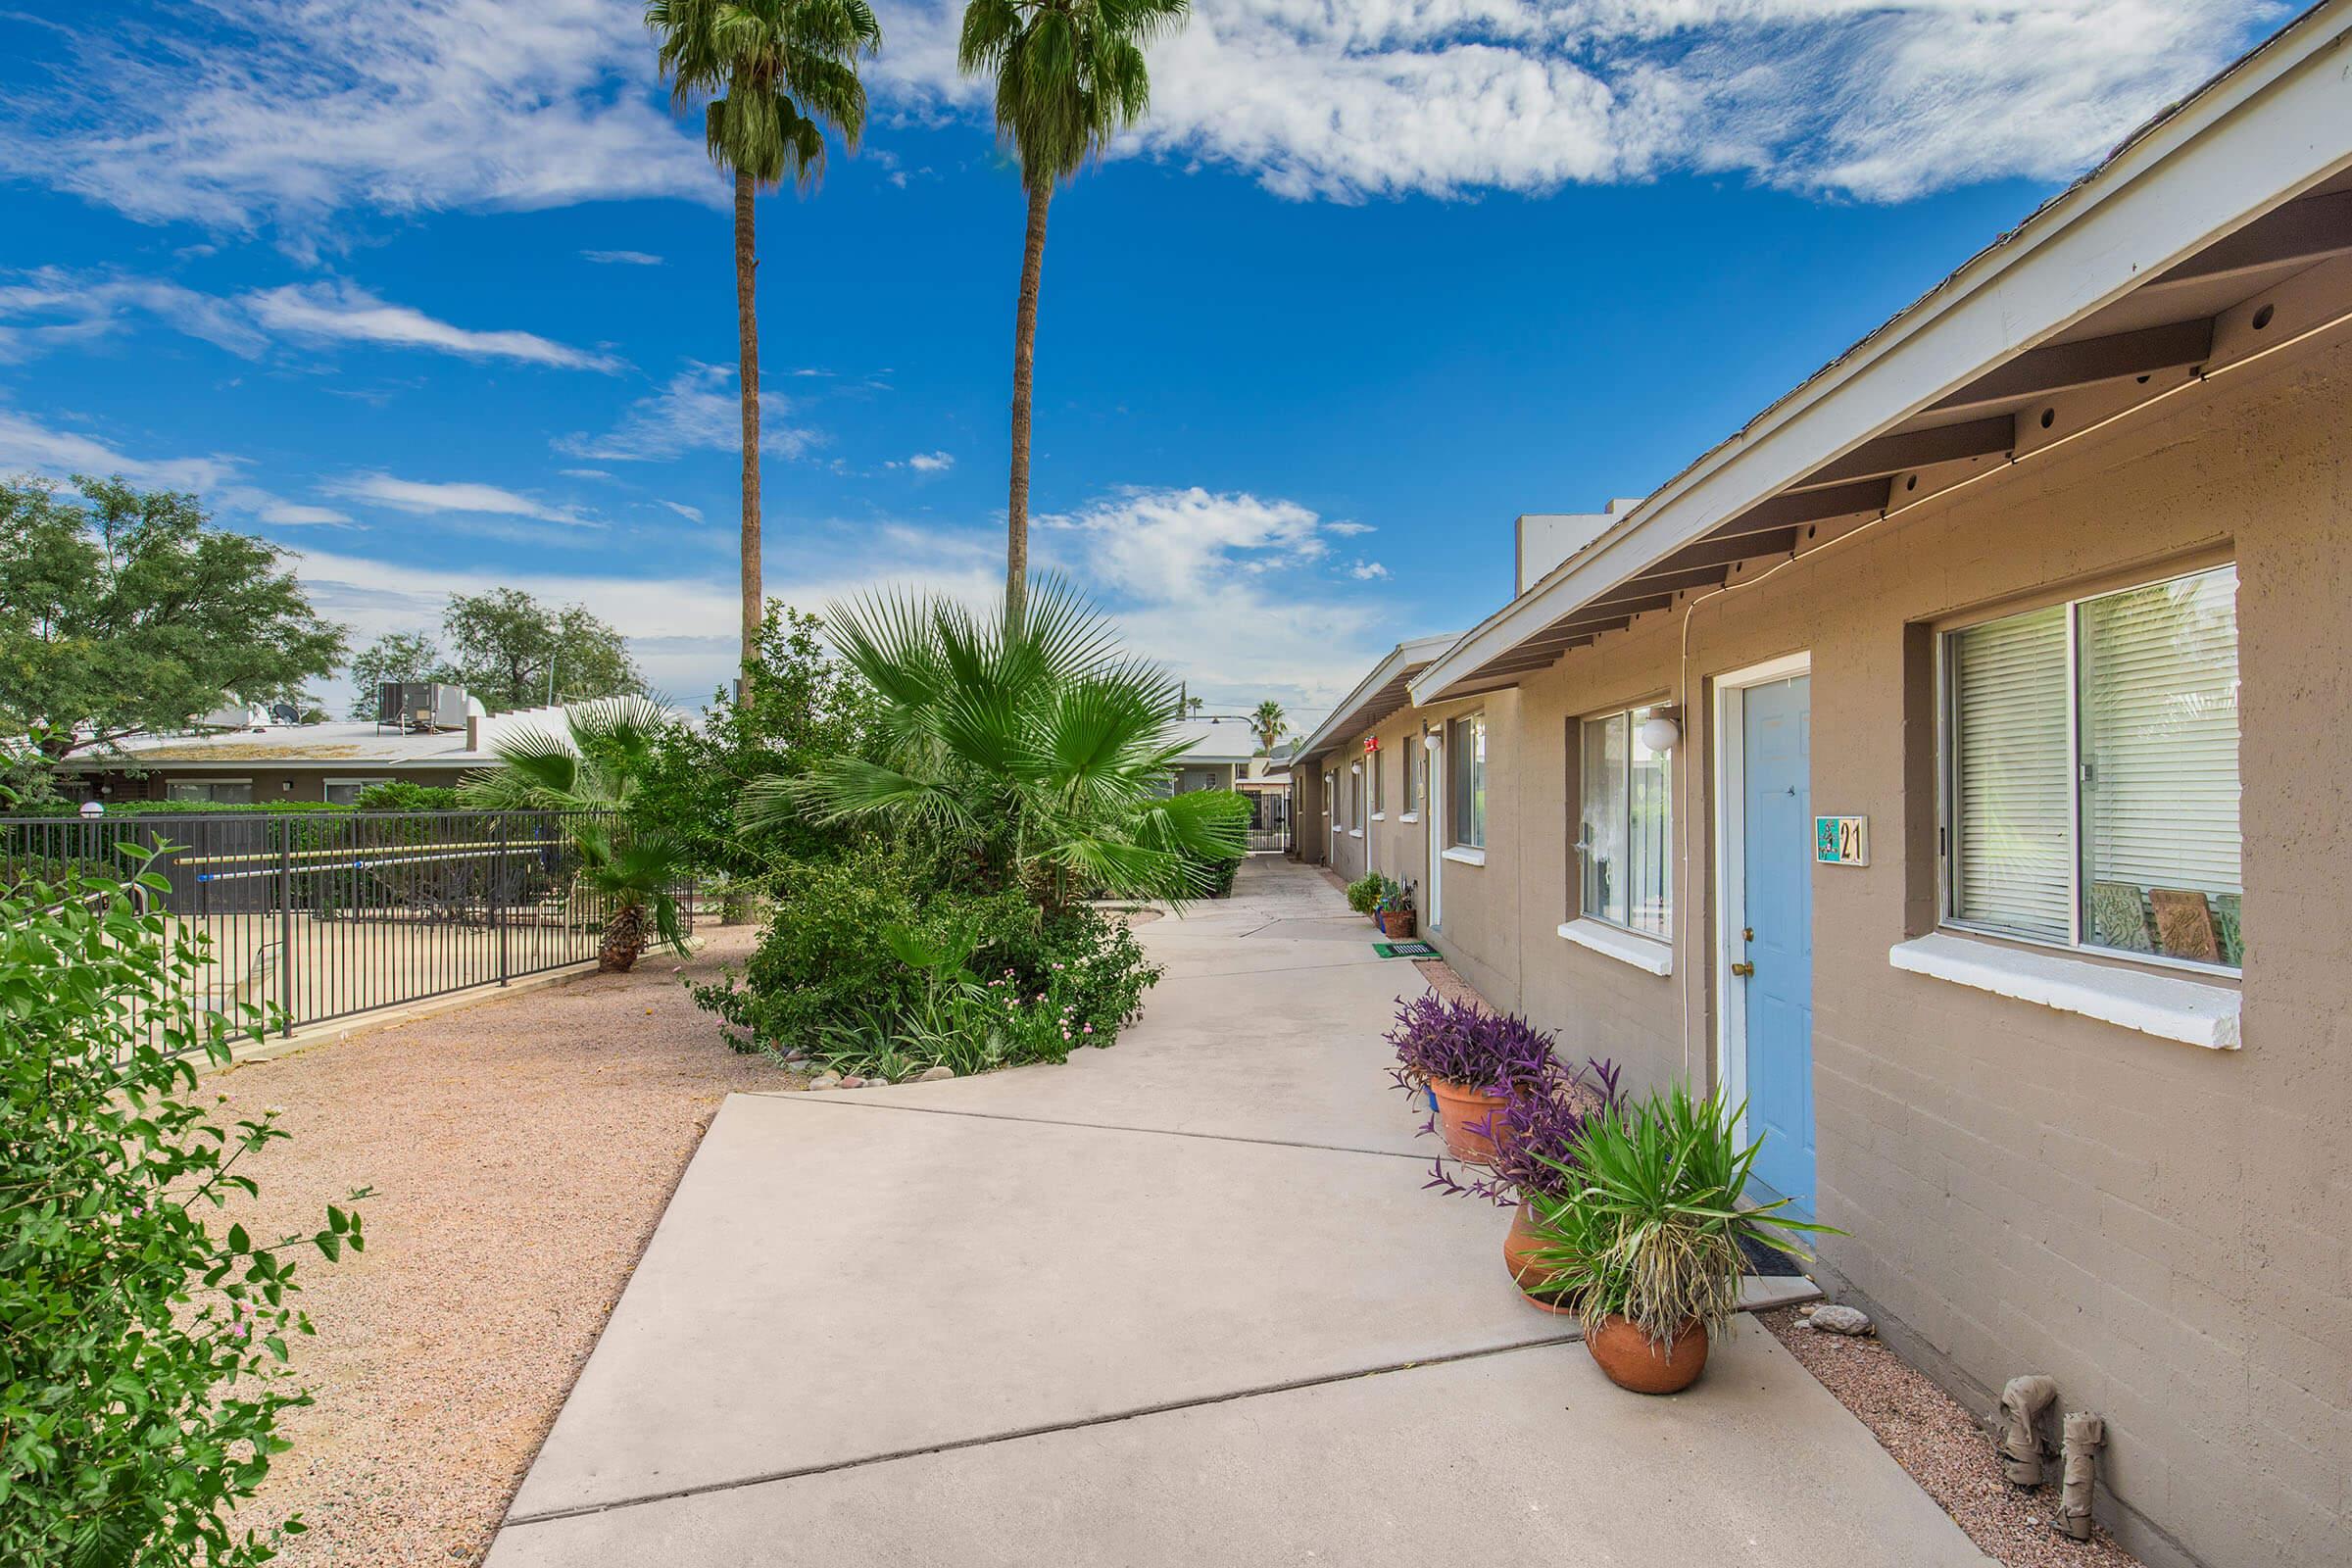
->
[694,845,1162,1080]
[1,860,367,1567]
[1345,872,1396,914]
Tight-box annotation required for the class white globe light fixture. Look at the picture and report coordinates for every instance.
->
[1423,732,1441,751]
[1639,712,1683,754]
[78,799,105,818]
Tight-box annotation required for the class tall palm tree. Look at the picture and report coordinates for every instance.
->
[649,0,881,696]
[958,0,1189,630]
[743,576,1246,907]
[1250,700,1286,755]
[459,696,690,972]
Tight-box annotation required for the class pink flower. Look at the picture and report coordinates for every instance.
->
[1083,1024,1094,1035]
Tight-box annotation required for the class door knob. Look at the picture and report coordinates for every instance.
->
[1730,960,1755,977]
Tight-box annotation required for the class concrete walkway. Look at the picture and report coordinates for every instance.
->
[486,858,1991,1566]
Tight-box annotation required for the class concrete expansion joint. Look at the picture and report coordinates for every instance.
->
[741,1094,1435,1163]
[499,1332,1587,1532]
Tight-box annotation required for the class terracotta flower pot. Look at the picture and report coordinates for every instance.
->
[1585,1314,1710,1395]
[1427,1076,1507,1164]
[1380,910,1416,939]
[1502,1200,1559,1289]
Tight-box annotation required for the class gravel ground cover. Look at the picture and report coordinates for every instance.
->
[1759,1307,2144,1568]
[217,924,787,1567]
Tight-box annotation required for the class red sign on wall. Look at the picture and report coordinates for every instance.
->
[1363,735,1379,754]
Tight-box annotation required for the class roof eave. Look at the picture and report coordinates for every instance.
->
[1411,2,2352,703]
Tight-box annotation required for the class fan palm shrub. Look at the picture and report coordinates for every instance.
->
[459,696,690,972]
[744,576,1248,906]
[648,0,881,685]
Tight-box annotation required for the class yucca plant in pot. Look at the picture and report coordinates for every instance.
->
[1524,1085,1836,1394]
[1386,994,1559,1165]
[1426,1057,1624,1295]
[1372,880,1416,939]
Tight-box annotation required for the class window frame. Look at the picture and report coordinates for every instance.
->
[1575,704,1673,941]
[1936,560,2241,979]
[1446,711,1487,850]
[1370,745,1385,818]
[165,778,256,805]
[323,776,393,806]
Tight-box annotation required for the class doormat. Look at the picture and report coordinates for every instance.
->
[1739,1233,1807,1278]
[1373,941,1439,958]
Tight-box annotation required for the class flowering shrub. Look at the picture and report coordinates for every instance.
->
[1384,992,1560,1093]
[1,860,367,1567]
[1426,1057,1626,1205]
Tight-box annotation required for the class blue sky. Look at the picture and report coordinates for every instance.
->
[0,1,2283,729]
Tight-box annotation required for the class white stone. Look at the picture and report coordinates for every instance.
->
[1807,1303,1873,1336]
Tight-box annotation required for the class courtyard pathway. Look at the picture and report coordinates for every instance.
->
[485,857,1992,1566]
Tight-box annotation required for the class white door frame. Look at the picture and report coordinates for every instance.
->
[1424,731,1444,929]
[1710,650,1811,1142]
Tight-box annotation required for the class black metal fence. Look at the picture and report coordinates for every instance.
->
[1244,793,1291,854]
[2,808,693,1038]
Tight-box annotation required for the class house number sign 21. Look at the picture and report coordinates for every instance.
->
[1815,815,1869,866]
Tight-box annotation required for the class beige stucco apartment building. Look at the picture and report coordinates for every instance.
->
[1297,13,2352,1567]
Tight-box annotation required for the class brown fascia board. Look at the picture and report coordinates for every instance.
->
[2145,187,2352,287]
[1927,318,2214,415]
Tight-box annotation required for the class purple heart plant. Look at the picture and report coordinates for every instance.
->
[1426,1056,1627,1206]
[1384,993,1560,1095]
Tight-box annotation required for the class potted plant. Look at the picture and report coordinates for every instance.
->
[1522,1085,1834,1394]
[1425,1058,1624,1292]
[1373,881,1416,938]
[1345,871,1387,920]
[1385,994,1560,1164]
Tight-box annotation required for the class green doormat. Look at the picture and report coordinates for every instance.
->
[1374,941,1439,958]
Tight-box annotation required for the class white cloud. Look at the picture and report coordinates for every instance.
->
[872,0,2273,204]
[256,499,355,526]
[243,280,621,370]
[0,407,242,494]
[906,451,955,473]
[581,249,663,266]
[557,362,817,462]
[559,467,613,479]
[0,269,268,361]
[0,0,715,243]
[322,472,593,525]
[0,0,2273,232]
[1349,560,1391,580]
[657,499,705,523]
[1035,485,1398,710]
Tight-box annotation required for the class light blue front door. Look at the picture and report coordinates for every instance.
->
[1740,676,1815,1217]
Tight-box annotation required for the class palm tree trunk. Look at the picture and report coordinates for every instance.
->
[735,166,761,707]
[600,901,647,974]
[1005,177,1052,632]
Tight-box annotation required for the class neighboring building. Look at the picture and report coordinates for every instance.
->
[1165,718,1261,793]
[1298,12,2352,1567]
[53,701,598,807]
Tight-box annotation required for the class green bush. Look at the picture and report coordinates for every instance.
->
[349,780,462,811]
[1345,871,1396,914]
[693,845,1163,1080]
[0,860,367,1566]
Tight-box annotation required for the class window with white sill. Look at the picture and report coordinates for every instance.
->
[1577,706,1671,941]
[1945,562,2242,969]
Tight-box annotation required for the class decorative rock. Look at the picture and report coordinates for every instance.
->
[1806,1303,1874,1336]
[838,1075,866,1089]
[915,1066,956,1082]
[807,1074,842,1091]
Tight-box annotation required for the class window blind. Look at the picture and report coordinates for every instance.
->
[2079,565,2241,904]
[1951,604,2071,941]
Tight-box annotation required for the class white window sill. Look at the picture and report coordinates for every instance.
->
[1370,812,1386,821]
[1348,828,1364,838]
[1557,918,1673,976]
[1888,933,2240,1050]
[1399,812,1419,823]
[1441,846,1486,866]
